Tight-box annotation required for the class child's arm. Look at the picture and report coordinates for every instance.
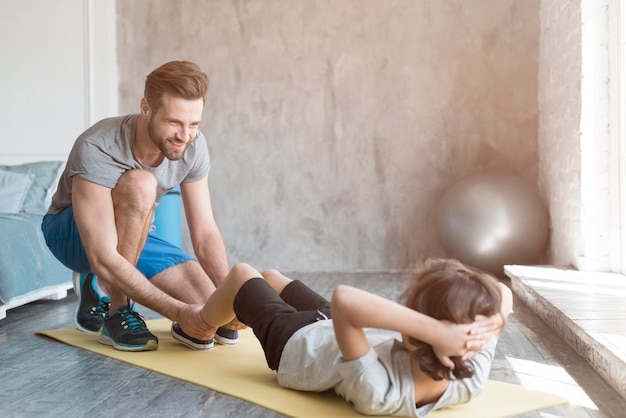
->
[331,285,496,369]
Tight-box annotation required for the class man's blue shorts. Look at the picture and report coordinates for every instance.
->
[41,205,194,278]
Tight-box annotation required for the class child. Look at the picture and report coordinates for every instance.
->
[199,258,512,417]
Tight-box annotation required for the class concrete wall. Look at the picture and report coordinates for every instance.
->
[537,1,583,268]
[537,0,614,271]
[116,0,540,272]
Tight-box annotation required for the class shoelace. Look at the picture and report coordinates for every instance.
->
[93,296,111,315]
[120,298,147,332]
[87,295,110,317]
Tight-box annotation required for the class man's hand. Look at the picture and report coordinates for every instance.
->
[178,304,217,340]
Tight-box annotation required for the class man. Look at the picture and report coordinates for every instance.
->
[42,60,239,352]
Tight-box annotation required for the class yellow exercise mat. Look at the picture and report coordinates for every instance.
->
[37,319,567,418]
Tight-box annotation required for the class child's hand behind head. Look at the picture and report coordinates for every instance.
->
[400,258,507,380]
[466,314,504,351]
[428,320,477,379]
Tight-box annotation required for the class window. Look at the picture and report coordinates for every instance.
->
[610,0,626,274]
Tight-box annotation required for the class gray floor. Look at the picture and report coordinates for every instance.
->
[1,272,625,418]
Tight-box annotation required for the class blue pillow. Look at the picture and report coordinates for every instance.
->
[0,161,64,214]
[0,169,35,213]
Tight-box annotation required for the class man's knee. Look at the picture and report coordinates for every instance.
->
[112,169,158,212]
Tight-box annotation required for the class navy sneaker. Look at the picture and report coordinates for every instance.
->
[215,327,239,345]
[98,304,158,351]
[171,322,214,350]
[73,272,110,333]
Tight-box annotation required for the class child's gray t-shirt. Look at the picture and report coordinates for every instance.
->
[48,114,210,214]
[277,320,496,417]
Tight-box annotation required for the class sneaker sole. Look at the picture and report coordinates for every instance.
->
[214,335,239,345]
[171,327,214,350]
[98,333,158,352]
[214,327,239,345]
[72,272,101,334]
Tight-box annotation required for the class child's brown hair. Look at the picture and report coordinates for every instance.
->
[399,258,502,380]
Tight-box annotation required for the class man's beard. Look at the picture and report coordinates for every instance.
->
[147,118,189,161]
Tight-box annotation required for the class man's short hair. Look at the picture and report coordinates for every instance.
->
[144,61,210,111]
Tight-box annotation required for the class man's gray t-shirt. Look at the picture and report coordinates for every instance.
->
[277,320,496,417]
[48,114,210,215]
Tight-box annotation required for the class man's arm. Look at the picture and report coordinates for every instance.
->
[180,176,229,287]
[331,285,498,368]
[72,176,190,321]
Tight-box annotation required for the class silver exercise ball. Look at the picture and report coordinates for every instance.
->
[438,171,549,276]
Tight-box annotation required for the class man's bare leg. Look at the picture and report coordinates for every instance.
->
[106,169,157,312]
[150,260,216,304]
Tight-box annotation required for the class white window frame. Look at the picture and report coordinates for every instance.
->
[86,0,118,125]
[609,0,626,274]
